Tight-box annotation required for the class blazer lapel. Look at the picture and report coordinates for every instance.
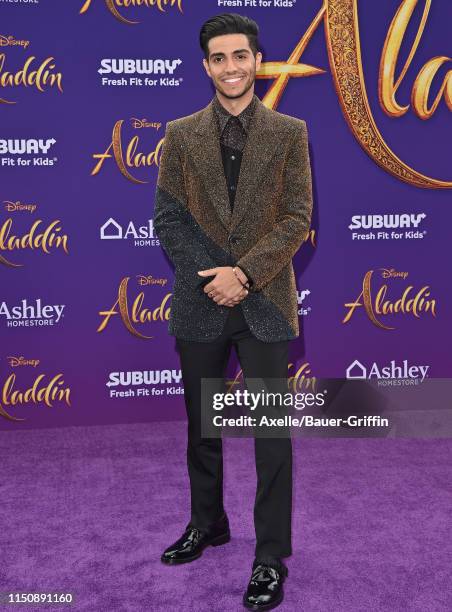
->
[186,96,287,232]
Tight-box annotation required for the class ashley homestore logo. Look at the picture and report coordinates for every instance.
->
[346,359,429,383]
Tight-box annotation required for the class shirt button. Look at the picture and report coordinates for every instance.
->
[231,155,235,160]
[230,185,235,191]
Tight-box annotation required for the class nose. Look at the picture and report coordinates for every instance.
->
[223,57,239,73]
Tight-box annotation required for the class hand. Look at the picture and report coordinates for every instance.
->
[198,267,249,307]
[222,284,249,307]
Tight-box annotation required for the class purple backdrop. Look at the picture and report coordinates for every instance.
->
[1,0,451,430]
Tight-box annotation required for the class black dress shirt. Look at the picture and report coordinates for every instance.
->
[212,93,258,210]
[212,93,258,290]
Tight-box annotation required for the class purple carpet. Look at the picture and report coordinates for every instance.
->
[1,422,451,611]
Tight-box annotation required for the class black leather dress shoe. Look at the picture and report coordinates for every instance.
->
[161,515,230,565]
[243,561,288,610]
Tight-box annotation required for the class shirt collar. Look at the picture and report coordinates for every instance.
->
[212,93,258,137]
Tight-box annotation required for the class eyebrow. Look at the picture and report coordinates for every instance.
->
[209,49,250,59]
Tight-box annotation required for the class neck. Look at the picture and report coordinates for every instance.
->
[215,88,254,116]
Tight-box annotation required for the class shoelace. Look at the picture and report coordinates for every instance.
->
[251,564,279,584]
[185,526,203,547]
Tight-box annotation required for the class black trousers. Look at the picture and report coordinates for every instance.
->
[175,303,292,561]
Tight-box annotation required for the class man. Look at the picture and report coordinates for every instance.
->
[154,13,313,611]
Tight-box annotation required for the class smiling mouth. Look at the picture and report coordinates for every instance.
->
[223,76,245,84]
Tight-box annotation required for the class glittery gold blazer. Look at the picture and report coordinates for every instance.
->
[154,95,313,343]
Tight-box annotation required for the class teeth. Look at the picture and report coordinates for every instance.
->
[225,77,242,83]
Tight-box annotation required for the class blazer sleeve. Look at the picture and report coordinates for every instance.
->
[154,121,218,289]
[236,120,313,292]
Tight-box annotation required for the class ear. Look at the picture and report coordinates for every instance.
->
[202,58,211,78]
[255,52,262,71]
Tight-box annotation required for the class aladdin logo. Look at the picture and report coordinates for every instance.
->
[98,58,181,75]
[253,0,452,189]
[91,119,163,183]
[0,369,71,422]
[97,275,171,338]
[288,361,316,393]
[0,40,63,104]
[0,218,69,267]
[80,0,184,24]
[225,360,316,395]
[343,269,437,330]
[100,217,159,247]
[0,298,65,327]
[346,359,429,383]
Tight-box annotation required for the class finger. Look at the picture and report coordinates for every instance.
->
[198,268,218,276]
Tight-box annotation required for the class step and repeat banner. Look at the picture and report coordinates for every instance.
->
[1,0,451,429]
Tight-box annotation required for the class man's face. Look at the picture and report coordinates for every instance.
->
[203,33,262,100]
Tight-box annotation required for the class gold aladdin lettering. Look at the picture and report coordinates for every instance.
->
[97,276,171,338]
[0,218,69,267]
[0,55,63,104]
[379,0,452,120]
[91,120,163,183]
[257,0,451,188]
[342,270,437,330]
[79,0,184,25]
[0,373,71,422]
[224,362,315,394]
